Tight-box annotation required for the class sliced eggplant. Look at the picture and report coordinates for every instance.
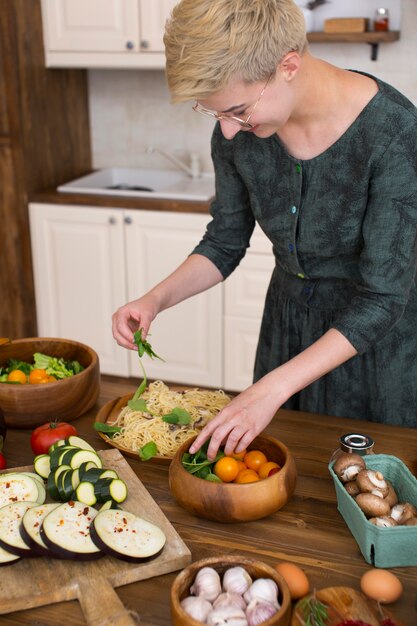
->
[0,544,21,566]
[20,503,61,557]
[33,454,51,479]
[90,509,166,562]
[0,473,41,508]
[40,501,102,560]
[0,501,40,556]
[65,436,96,451]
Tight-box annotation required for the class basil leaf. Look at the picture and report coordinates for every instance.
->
[162,407,191,425]
[128,398,149,412]
[205,473,223,483]
[138,441,158,461]
[93,422,122,435]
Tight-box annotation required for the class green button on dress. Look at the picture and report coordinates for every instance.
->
[193,73,417,427]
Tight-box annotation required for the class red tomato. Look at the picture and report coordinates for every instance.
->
[0,452,6,469]
[30,421,78,455]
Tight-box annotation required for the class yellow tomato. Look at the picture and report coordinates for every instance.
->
[7,369,27,384]
[214,456,240,482]
[258,461,281,479]
[29,368,49,384]
[231,449,247,461]
[244,450,268,472]
[234,469,260,484]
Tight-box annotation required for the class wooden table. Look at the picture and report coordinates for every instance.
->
[3,376,417,625]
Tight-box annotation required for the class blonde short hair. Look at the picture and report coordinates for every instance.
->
[164,0,307,103]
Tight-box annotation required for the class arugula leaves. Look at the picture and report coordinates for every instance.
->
[181,440,224,478]
[128,329,164,410]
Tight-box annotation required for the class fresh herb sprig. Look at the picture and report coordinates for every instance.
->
[297,595,329,626]
[182,440,224,479]
[128,329,164,410]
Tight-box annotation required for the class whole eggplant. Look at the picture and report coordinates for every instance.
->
[0,406,6,442]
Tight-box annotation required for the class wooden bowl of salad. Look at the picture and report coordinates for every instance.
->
[0,338,100,428]
[169,435,297,523]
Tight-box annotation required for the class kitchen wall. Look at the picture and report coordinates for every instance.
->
[89,0,416,174]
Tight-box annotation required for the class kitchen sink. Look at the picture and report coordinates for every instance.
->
[58,168,215,202]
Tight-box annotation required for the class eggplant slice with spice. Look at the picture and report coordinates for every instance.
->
[40,501,102,560]
[20,502,61,557]
[0,501,41,557]
[90,509,166,563]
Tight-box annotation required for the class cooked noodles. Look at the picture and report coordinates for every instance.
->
[111,380,231,457]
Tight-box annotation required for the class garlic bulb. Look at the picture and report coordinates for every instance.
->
[207,605,248,626]
[181,596,213,622]
[223,566,253,595]
[243,578,280,608]
[246,598,278,626]
[213,591,247,611]
[190,567,222,602]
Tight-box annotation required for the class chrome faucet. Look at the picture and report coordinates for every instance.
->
[146,146,201,179]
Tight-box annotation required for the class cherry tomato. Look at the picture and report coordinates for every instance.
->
[0,452,6,469]
[30,421,78,455]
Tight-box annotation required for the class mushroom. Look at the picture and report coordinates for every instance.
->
[385,481,399,508]
[390,502,417,525]
[345,480,360,497]
[368,516,398,528]
[355,493,391,518]
[333,453,366,483]
[356,469,389,498]
[404,517,417,526]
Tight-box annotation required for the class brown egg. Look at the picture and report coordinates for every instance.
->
[360,568,403,604]
[274,562,310,599]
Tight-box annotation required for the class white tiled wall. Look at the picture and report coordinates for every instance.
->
[89,0,416,172]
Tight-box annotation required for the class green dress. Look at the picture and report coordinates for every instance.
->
[192,73,417,427]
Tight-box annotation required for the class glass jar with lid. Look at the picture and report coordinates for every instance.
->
[330,432,375,463]
[374,8,390,32]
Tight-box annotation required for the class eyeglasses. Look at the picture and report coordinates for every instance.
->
[192,74,272,129]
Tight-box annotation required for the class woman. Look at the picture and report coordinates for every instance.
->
[112,0,417,460]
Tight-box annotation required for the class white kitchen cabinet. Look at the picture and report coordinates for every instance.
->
[28,203,223,387]
[223,228,275,391]
[41,0,177,68]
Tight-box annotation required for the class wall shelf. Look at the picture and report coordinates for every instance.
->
[307,30,400,61]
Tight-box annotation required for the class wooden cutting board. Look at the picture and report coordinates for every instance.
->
[0,449,191,626]
[291,586,405,626]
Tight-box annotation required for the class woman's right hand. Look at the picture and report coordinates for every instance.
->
[112,293,160,350]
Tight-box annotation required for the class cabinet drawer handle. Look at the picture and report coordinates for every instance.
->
[124,216,132,225]
[125,40,135,50]
[140,40,149,49]
[108,217,117,225]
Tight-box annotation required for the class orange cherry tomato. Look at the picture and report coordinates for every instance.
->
[258,461,281,479]
[29,368,49,384]
[214,456,240,482]
[7,369,27,384]
[231,449,247,461]
[244,450,268,472]
[235,460,247,473]
[47,375,57,382]
[234,469,260,484]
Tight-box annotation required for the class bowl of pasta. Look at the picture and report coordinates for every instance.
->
[168,435,297,523]
[94,381,232,461]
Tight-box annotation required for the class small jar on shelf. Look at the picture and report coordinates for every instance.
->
[374,8,390,32]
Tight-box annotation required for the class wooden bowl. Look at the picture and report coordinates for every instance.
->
[0,338,100,428]
[171,555,292,626]
[169,435,297,523]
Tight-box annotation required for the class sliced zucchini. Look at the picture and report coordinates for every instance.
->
[0,474,41,508]
[90,509,166,562]
[47,464,71,501]
[0,501,40,556]
[65,436,96,452]
[75,481,97,506]
[97,478,127,504]
[82,468,118,484]
[57,470,76,502]
[48,439,67,453]
[20,503,61,557]
[78,461,99,480]
[99,500,121,511]
[49,446,77,470]
[58,447,82,466]
[40,501,102,560]
[33,454,51,479]
[69,450,102,470]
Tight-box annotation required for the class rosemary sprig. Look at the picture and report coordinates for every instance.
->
[297,593,329,626]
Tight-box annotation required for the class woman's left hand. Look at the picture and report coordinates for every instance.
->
[189,373,286,460]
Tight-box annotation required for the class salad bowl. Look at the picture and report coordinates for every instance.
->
[0,338,99,428]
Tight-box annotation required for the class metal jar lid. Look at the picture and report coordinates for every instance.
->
[339,433,374,455]
[376,8,389,16]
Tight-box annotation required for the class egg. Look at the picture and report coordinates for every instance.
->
[274,562,310,599]
[360,568,403,604]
